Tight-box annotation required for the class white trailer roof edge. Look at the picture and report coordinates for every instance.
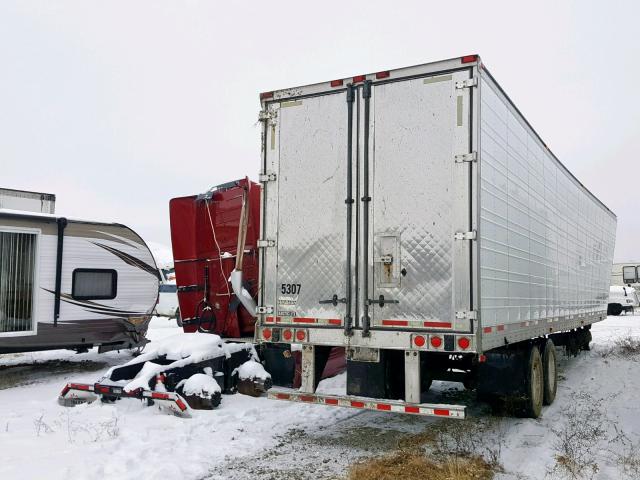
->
[260,55,478,103]
[259,54,615,220]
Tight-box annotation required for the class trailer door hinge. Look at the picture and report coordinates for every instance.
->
[455,311,477,320]
[257,306,274,315]
[454,152,477,163]
[259,172,277,182]
[454,230,477,241]
[455,77,478,89]
[258,109,277,124]
[257,239,276,248]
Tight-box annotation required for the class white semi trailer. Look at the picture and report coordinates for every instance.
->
[0,188,56,214]
[255,55,617,419]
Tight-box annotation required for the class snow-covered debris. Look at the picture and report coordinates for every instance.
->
[122,362,167,392]
[236,360,270,381]
[179,373,222,397]
[100,333,256,393]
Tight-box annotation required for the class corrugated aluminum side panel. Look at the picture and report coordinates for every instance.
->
[478,73,616,339]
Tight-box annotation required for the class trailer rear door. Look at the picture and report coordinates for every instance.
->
[365,71,473,332]
[262,92,351,324]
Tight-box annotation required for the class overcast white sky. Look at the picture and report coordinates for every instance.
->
[1,1,638,261]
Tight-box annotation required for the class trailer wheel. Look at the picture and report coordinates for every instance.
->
[542,339,557,406]
[607,303,623,316]
[521,345,544,418]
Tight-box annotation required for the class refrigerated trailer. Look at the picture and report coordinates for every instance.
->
[255,55,617,418]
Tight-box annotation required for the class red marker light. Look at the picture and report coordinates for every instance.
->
[430,336,442,348]
[375,71,390,79]
[414,335,426,347]
[352,75,366,83]
[295,330,306,341]
[330,79,344,87]
[283,329,293,341]
[461,55,478,64]
[262,328,272,340]
[458,337,470,350]
[260,91,274,100]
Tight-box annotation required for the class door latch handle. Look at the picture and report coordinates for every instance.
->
[319,294,347,306]
[368,295,399,307]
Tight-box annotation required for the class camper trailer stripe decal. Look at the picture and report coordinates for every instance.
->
[41,289,148,316]
[91,242,160,279]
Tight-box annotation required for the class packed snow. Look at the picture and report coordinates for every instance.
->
[179,373,222,397]
[235,359,271,381]
[0,315,639,479]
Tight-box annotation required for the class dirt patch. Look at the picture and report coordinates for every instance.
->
[0,360,107,390]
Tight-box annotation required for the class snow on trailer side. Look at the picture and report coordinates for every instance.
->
[257,55,616,418]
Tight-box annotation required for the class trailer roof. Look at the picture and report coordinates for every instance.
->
[259,54,615,219]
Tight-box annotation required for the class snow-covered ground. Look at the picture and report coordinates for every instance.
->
[1,315,639,479]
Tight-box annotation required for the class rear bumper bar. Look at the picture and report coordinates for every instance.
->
[58,382,192,417]
[266,387,466,419]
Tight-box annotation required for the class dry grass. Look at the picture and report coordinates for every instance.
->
[598,335,640,359]
[348,452,494,480]
[347,419,502,480]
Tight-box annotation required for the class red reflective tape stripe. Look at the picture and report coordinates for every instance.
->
[175,398,188,411]
[265,316,275,323]
[70,383,90,391]
[151,392,170,400]
[497,325,505,332]
[327,319,342,325]
[293,317,316,323]
[299,395,315,402]
[276,393,290,400]
[423,321,452,328]
[325,398,339,405]
[434,409,450,416]
[405,406,420,414]
[483,327,493,333]
[376,403,391,411]
[382,320,408,326]
[350,401,365,408]
[95,385,110,394]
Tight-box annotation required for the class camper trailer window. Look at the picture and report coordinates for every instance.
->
[0,231,37,334]
[623,266,637,284]
[72,269,117,300]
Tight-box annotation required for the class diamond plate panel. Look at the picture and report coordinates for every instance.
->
[274,93,349,320]
[369,75,465,325]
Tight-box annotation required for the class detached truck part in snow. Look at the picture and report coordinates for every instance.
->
[256,55,617,419]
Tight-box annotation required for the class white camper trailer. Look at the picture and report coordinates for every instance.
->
[0,209,159,353]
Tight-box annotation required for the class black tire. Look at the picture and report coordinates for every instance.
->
[607,303,623,316]
[176,308,183,328]
[521,345,544,418]
[542,339,557,406]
